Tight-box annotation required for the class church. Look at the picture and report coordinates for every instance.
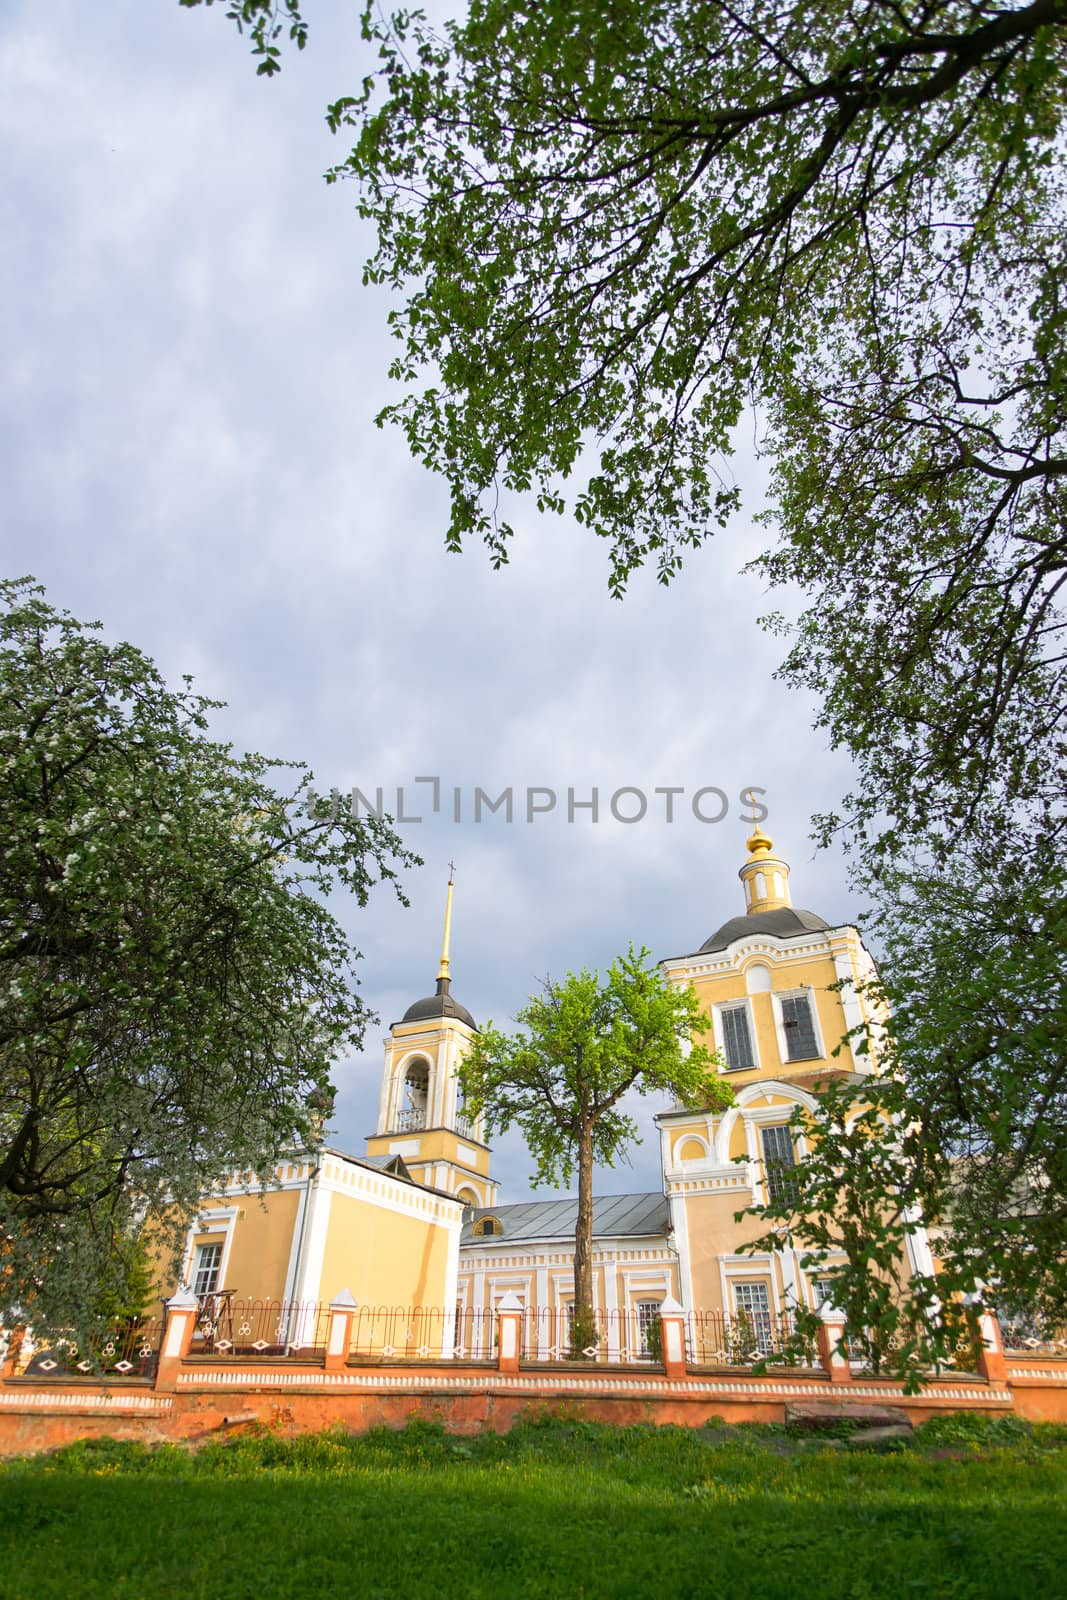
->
[162,831,935,1357]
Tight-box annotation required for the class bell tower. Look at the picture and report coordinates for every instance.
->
[366,869,497,1209]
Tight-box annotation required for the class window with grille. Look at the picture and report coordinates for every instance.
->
[760,1124,799,1203]
[780,992,819,1060]
[720,1003,756,1071]
[192,1242,222,1297]
[634,1300,662,1360]
[732,1281,774,1353]
[814,1275,836,1309]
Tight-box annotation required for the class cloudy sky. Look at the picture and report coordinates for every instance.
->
[1,0,862,1201]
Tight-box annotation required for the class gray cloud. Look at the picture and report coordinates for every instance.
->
[1,0,864,1204]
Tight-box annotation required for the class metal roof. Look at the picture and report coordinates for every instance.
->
[695,906,832,955]
[461,1191,669,1245]
[398,991,477,1029]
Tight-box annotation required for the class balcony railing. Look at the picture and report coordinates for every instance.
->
[389,1110,476,1136]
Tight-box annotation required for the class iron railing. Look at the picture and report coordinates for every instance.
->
[350,1304,495,1360]
[518,1307,666,1364]
[686,1309,810,1367]
[190,1295,331,1356]
[998,1313,1067,1357]
[24,1318,162,1380]
[187,1299,496,1361]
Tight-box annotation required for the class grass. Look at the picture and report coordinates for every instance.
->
[1,1413,1065,1599]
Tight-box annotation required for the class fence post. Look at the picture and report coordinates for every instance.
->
[816,1302,852,1384]
[155,1287,199,1392]
[325,1289,357,1372]
[658,1296,688,1380]
[496,1292,523,1375]
[965,1294,1008,1386]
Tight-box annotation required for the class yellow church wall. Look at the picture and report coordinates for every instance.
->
[207,1188,301,1303]
[678,1190,784,1313]
[318,1189,456,1310]
[686,951,860,1087]
[142,1176,306,1318]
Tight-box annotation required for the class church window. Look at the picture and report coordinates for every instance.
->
[732,1281,774,1355]
[634,1300,663,1361]
[472,1216,503,1238]
[192,1242,222,1297]
[719,1003,757,1072]
[780,993,820,1061]
[399,1058,429,1131]
[760,1124,799,1203]
[814,1275,837,1310]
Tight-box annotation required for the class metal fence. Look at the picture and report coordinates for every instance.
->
[519,1306,666,1364]
[24,1318,162,1380]
[998,1313,1067,1357]
[190,1295,331,1356]
[14,1300,829,1378]
[685,1308,810,1367]
[188,1299,498,1361]
[350,1304,496,1360]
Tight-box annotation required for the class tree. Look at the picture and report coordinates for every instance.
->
[195,0,1065,916]
[458,946,732,1352]
[178,0,308,76]
[0,579,416,1337]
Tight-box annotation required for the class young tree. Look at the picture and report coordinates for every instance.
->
[0,579,416,1336]
[459,946,732,1352]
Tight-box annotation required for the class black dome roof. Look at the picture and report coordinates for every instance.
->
[400,992,477,1029]
[699,906,831,954]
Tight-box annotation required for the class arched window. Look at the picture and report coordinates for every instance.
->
[472,1216,503,1238]
[398,1057,429,1131]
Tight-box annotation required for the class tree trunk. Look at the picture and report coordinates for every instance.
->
[571,1125,596,1357]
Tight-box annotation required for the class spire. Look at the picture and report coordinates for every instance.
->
[738,827,793,914]
[435,863,455,996]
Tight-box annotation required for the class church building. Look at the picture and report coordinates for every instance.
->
[157,833,934,1357]
[363,831,932,1357]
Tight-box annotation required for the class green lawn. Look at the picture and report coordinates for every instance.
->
[1,1414,1064,1600]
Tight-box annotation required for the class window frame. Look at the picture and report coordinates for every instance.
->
[714,998,759,1073]
[731,1280,775,1356]
[760,1123,800,1205]
[192,1241,223,1297]
[632,1299,663,1362]
[773,987,824,1064]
